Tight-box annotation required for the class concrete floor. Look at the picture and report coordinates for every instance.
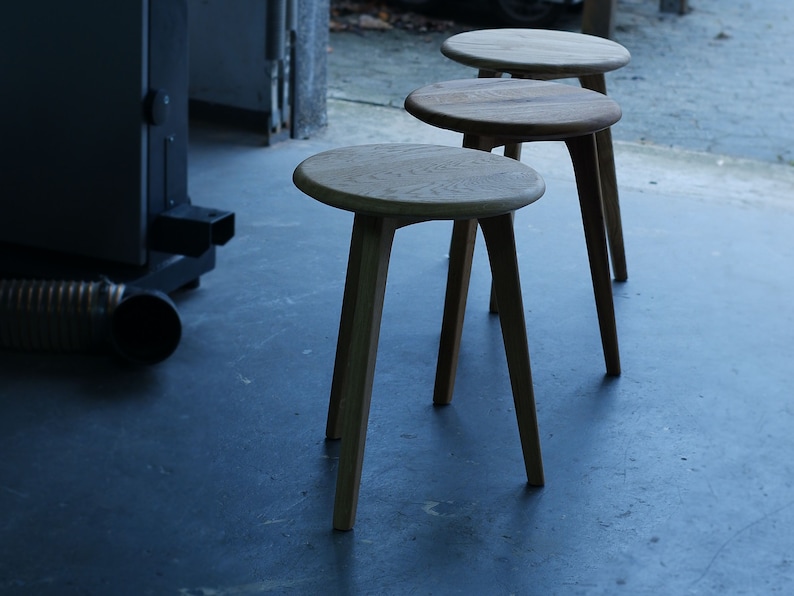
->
[3,1,794,595]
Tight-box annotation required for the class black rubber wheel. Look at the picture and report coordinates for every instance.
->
[494,0,565,28]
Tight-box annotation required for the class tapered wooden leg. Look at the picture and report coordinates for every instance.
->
[478,214,544,486]
[326,220,365,439]
[565,134,621,376]
[329,215,396,531]
[503,143,522,161]
[477,68,501,78]
[436,133,495,405]
[593,125,627,281]
[489,272,499,315]
[582,0,618,39]
[488,145,523,313]
[579,73,628,282]
[433,218,478,405]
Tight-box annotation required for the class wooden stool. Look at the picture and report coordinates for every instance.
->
[293,143,546,531]
[441,28,631,281]
[404,78,622,407]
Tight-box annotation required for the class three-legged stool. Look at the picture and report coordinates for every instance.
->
[441,28,631,280]
[293,143,547,530]
[404,78,622,407]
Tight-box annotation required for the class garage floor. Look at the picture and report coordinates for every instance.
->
[3,103,793,593]
[3,1,794,594]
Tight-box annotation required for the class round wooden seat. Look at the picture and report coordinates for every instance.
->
[404,78,621,142]
[293,143,545,220]
[441,29,631,80]
[293,143,546,530]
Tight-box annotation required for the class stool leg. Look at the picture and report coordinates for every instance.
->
[478,213,545,486]
[503,143,522,161]
[579,73,628,282]
[433,218,478,405]
[477,68,501,78]
[326,226,365,439]
[330,214,397,531]
[565,134,621,376]
[488,144,521,314]
[435,133,496,405]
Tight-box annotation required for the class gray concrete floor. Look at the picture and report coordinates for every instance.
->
[3,0,794,594]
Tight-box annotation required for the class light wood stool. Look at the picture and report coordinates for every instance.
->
[404,78,622,407]
[441,28,631,281]
[293,143,547,531]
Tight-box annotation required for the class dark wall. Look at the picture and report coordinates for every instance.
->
[187,0,328,140]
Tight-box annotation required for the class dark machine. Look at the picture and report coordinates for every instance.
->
[0,0,234,294]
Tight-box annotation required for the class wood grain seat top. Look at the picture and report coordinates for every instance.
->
[293,143,545,220]
[441,29,631,79]
[404,78,622,142]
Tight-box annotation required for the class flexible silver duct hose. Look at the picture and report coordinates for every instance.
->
[0,279,181,365]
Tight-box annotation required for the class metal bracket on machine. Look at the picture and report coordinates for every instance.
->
[149,204,235,258]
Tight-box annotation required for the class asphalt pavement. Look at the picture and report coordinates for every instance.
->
[328,0,794,165]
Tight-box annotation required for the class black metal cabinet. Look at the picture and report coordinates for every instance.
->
[0,0,233,292]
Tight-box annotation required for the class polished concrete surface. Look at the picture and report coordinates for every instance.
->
[3,110,793,594]
[3,3,794,595]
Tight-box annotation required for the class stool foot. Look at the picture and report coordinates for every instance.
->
[479,213,545,486]
[565,134,621,376]
[328,215,397,531]
[433,219,478,405]
[579,73,628,282]
[488,280,499,314]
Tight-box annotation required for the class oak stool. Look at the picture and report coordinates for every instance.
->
[441,28,631,281]
[293,143,547,530]
[404,78,622,407]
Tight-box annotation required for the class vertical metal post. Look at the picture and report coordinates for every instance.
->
[266,0,288,136]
